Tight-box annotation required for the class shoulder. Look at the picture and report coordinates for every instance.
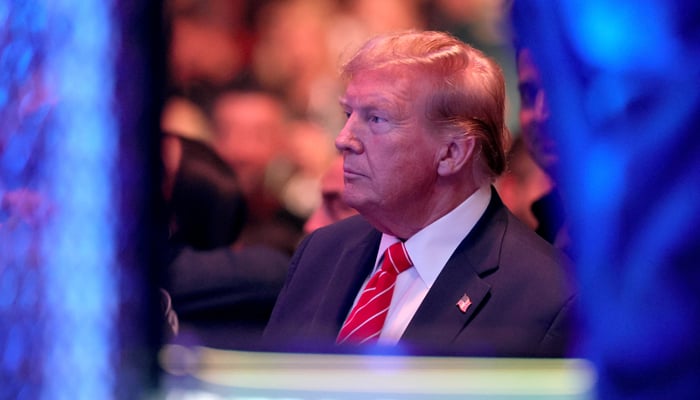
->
[496,209,577,312]
[483,188,568,271]
[478,192,575,297]
[502,210,572,274]
[232,244,290,269]
[171,244,288,270]
[168,245,289,290]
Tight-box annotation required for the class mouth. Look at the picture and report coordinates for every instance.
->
[343,167,365,179]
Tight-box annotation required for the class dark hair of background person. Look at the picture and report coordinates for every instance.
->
[167,133,247,250]
[161,135,290,350]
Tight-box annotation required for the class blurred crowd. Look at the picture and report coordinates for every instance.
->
[162,0,516,139]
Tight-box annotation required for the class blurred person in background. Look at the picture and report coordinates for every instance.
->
[303,154,358,234]
[252,0,345,134]
[511,1,700,397]
[162,134,247,250]
[162,0,259,143]
[161,133,289,349]
[209,83,305,256]
[516,46,569,252]
[495,134,553,230]
[279,119,338,221]
[330,0,426,48]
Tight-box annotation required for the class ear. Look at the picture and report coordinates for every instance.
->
[436,135,476,176]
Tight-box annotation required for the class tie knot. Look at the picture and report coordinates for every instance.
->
[381,242,413,275]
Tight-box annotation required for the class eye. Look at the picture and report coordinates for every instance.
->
[369,115,388,124]
[518,83,539,108]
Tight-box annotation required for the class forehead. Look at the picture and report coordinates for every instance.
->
[340,68,419,107]
[517,49,542,83]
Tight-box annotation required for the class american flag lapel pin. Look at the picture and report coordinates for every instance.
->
[456,293,472,313]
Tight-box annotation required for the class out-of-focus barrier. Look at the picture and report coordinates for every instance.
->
[160,346,596,399]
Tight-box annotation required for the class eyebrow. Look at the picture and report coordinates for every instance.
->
[518,81,538,90]
[339,95,398,112]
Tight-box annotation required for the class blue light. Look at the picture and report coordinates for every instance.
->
[512,0,700,397]
[0,2,8,26]
[1,0,129,398]
[0,267,19,309]
[564,0,675,72]
[582,142,624,210]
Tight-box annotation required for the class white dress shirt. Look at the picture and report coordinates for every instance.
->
[362,185,492,345]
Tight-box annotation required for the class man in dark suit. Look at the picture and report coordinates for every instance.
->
[263,30,576,357]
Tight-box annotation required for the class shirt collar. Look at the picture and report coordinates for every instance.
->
[376,185,492,287]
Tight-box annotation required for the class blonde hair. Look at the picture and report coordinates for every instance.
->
[342,30,509,180]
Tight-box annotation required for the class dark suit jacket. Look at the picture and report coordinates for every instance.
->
[167,244,289,349]
[263,189,577,357]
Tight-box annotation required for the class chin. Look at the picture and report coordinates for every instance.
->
[342,193,371,216]
[342,195,363,212]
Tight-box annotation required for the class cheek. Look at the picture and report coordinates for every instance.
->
[367,141,412,179]
[519,108,536,128]
[384,144,436,189]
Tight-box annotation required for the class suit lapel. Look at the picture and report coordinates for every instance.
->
[308,224,382,339]
[402,189,508,344]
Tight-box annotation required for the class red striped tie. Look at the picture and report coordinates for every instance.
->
[337,242,413,344]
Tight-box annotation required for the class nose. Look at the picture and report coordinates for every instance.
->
[534,90,550,122]
[335,115,363,154]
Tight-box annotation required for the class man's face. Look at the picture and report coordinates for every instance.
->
[335,69,443,229]
[517,49,558,173]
